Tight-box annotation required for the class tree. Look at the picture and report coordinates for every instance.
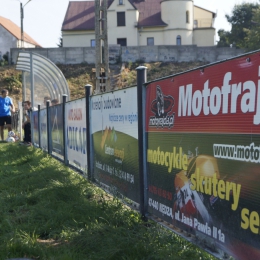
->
[217,29,231,47]
[217,3,259,48]
[244,8,260,51]
[57,34,63,48]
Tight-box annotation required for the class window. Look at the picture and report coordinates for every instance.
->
[147,37,154,46]
[117,12,125,26]
[117,38,127,46]
[91,40,95,47]
[186,11,189,23]
[119,0,123,5]
[194,20,198,28]
[176,35,181,45]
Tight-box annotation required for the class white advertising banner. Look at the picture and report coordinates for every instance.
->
[66,98,87,171]
[91,87,140,203]
[91,87,138,137]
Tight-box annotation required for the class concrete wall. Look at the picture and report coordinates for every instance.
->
[121,45,244,63]
[11,45,245,65]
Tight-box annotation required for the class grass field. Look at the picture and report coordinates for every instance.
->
[0,141,219,260]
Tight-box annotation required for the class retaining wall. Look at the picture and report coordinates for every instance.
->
[11,45,245,65]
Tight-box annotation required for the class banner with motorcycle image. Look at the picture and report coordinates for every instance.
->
[91,87,140,204]
[145,51,260,260]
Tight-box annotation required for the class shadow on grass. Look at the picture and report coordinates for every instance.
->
[0,143,219,260]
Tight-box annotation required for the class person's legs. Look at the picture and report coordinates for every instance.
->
[5,116,12,132]
[0,126,4,141]
[6,125,12,132]
[24,122,31,143]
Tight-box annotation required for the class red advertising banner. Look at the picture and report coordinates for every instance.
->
[146,52,260,134]
[146,51,260,260]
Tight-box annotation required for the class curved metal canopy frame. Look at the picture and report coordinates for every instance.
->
[15,51,70,108]
[16,65,56,101]
[16,63,60,100]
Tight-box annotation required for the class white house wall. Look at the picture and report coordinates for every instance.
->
[138,30,164,46]
[0,26,17,56]
[107,1,138,46]
[194,6,215,28]
[61,0,216,47]
[21,41,37,48]
[63,31,95,47]
[161,0,193,31]
[163,29,193,45]
[193,28,215,46]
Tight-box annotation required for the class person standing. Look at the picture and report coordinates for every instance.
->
[0,89,15,141]
[20,100,32,146]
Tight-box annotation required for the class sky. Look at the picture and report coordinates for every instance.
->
[0,0,259,48]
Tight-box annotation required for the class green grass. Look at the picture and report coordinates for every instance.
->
[0,142,218,260]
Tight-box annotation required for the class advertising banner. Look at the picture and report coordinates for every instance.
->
[91,87,139,203]
[49,104,64,156]
[39,109,48,151]
[146,52,260,260]
[66,99,87,172]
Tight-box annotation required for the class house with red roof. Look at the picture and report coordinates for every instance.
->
[62,0,216,48]
[0,16,41,60]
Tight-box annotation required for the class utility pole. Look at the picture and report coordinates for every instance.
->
[20,3,24,48]
[95,0,110,94]
[18,0,32,103]
[20,0,31,48]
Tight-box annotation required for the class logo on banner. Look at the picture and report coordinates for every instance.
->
[149,85,175,128]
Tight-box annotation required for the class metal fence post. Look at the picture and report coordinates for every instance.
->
[30,52,34,145]
[85,84,93,180]
[46,100,51,155]
[38,104,41,149]
[62,94,68,165]
[18,102,23,140]
[136,66,148,220]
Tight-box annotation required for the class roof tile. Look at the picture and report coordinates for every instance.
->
[62,1,95,31]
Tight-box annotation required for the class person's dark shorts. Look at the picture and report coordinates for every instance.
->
[0,116,12,126]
